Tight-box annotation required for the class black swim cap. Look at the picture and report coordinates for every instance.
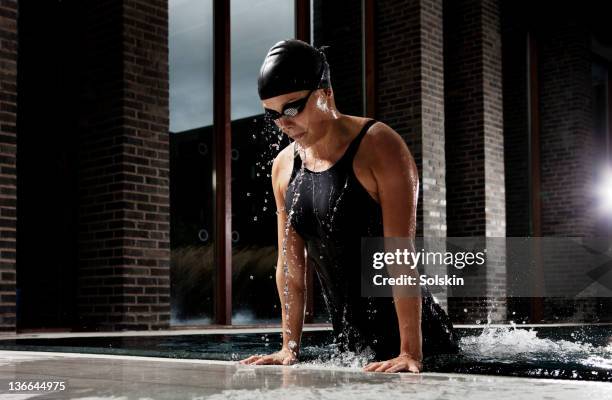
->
[258,39,331,100]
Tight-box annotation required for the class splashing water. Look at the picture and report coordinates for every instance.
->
[460,326,612,366]
[251,115,304,353]
[251,117,289,222]
[299,343,375,369]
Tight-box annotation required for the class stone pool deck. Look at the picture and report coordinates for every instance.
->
[0,350,609,399]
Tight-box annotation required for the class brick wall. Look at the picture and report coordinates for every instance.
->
[76,0,170,331]
[0,0,17,333]
[444,0,506,323]
[376,0,448,309]
[376,0,423,235]
[376,0,446,238]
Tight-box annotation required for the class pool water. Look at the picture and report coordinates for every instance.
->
[0,325,610,382]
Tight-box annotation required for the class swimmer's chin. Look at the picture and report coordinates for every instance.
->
[289,131,307,141]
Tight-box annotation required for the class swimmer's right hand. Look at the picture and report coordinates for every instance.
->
[238,348,298,366]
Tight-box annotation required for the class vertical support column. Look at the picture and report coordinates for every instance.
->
[376,0,448,308]
[295,0,310,43]
[500,1,534,321]
[77,0,170,330]
[213,0,231,325]
[294,0,314,323]
[539,21,597,321]
[445,0,506,323]
[0,0,17,333]
[527,32,544,322]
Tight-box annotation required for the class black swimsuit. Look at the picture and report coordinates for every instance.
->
[284,118,459,361]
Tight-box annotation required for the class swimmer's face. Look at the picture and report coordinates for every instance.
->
[262,89,331,144]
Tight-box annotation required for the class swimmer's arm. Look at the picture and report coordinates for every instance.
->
[367,125,423,369]
[272,152,307,359]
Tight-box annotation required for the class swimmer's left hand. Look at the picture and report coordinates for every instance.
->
[363,354,422,373]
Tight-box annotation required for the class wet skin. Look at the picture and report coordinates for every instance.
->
[240,88,422,373]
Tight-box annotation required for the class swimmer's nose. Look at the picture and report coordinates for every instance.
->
[275,117,293,131]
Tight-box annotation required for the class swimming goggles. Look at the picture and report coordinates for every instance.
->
[264,89,314,121]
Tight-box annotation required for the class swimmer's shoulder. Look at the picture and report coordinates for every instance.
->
[272,142,295,175]
[345,116,397,146]
[357,119,416,171]
[360,119,397,146]
[356,119,402,156]
[271,143,296,194]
